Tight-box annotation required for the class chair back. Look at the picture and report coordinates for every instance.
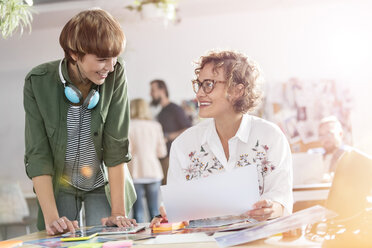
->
[326,149,372,219]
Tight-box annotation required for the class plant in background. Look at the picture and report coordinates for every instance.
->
[0,0,33,39]
[126,0,179,24]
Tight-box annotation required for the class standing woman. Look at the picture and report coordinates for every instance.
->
[24,8,136,235]
[151,50,293,226]
[128,99,167,222]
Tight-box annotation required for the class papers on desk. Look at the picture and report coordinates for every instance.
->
[143,232,232,245]
[189,216,257,228]
[86,224,147,235]
[215,205,337,247]
[161,165,260,222]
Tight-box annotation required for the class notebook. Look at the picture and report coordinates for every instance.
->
[92,224,146,235]
[62,224,146,239]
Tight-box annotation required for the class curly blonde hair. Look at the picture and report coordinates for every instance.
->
[194,50,262,113]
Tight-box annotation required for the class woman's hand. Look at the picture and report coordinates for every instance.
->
[149,206,189,227]
[103,215,137,227]
[45,216,79,236]
[243,199,283,221]
[150,206,168,227]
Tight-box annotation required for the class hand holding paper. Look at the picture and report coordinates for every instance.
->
[242,199,283,221]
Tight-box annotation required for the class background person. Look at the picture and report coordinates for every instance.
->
[24,8,136,235]
[151,50,293,227]
[309,115,352,182]
[150,79,192,185]
[128,99,167,222]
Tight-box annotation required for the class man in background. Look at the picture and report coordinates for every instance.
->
[150,79,192,184]
[309,116,352,182]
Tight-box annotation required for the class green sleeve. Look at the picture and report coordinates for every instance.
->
[23,74,54,178]
[103,60,131,167]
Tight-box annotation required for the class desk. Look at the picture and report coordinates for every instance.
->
[8,227,321,248]
[293,183,331,202]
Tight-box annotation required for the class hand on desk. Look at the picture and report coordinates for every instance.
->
[45,216,79,236]
[242,199,283,222]
[101,215,137,227]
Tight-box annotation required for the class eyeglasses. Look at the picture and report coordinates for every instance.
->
[191,79,225,94]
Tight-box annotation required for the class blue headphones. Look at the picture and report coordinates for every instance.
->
[59,59,100,109]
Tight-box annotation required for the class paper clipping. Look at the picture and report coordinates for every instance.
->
[161,165,260,222]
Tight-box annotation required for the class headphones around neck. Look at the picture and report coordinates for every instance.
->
[59,59,100,109]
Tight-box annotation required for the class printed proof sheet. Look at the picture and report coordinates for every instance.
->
[161,166,260,222]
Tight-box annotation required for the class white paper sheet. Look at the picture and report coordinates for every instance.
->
[161,165,260,222]
[143,233,215,244]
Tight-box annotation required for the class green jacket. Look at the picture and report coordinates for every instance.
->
[24,57,136,230]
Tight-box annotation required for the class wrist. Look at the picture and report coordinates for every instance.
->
[111,212,127,218]
[44,213,59,224]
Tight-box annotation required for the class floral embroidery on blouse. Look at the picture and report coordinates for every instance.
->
[235,140,275,194]
[183,141,276,194]
[184,145,224,181]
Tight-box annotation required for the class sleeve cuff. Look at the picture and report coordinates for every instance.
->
[25,162,54,179]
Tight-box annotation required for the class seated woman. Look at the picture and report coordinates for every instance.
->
[151,50,293,226]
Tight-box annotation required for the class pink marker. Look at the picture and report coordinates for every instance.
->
[102,240,133,248]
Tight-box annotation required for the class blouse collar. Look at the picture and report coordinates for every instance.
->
[201,114,253,146]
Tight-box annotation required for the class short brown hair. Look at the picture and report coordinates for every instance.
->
[59,8,125,63]
[150,79,169,98]
[130,98,151,120]
[194,50,262,113]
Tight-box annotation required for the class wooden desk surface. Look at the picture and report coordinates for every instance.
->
[9,228,321,248]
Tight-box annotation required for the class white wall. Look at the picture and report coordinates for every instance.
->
[1,0,371,194]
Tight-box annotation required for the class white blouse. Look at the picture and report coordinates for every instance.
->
[168,114,293,215]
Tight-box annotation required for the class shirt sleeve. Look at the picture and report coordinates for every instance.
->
[260,130,293,215]
[23,75,54,178]
[102,61,131,167]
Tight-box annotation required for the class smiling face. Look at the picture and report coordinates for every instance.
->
[73,53,117,85]
[196,63,235,119]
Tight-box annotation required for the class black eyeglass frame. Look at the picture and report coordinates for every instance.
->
[191,79,225,94]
